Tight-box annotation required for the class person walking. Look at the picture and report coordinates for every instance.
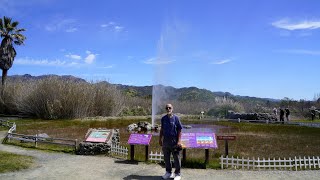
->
[285,108,290,121]
[159,104,183,180]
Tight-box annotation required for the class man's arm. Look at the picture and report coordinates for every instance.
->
[177,129,182,146]
[159,126,163,146]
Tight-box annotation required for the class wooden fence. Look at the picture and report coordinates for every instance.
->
[1,119,78,151]
[6,133,78,151]
[0,119,15,129]
[220,155,320,171]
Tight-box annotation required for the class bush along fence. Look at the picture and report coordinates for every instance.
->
[220,155,320,171]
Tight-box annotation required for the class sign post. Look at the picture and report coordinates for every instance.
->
[217,135,236,156]
[127,133,152,162]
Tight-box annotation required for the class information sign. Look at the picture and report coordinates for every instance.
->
[181,132,217,149]
[85,130,111,143]
[128,133,152,145]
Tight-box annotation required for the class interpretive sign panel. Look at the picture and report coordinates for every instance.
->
[128,133,152,145]
[181,132,217,149]
[85,129,111,143]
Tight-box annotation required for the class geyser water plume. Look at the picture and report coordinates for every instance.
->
[151,21,182,127]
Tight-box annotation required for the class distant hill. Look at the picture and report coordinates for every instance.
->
[4,74,280,103]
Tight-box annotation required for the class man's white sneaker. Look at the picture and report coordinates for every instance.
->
[174,175,181,180]
[162,172,172,179]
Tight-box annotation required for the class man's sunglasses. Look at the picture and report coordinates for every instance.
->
[166,107,172,110]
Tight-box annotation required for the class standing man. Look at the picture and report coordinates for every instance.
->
[279,108,285,124]
[285,108,290,121]
[159,104,182,180]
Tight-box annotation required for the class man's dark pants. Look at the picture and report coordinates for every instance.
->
[162,146,181,175]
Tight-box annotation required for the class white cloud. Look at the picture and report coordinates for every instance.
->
[114,26,124,32]
[65,54,82,60]
[210,59,231,65]
[276,49,320,55]
[65,27,78,33]
[85,54,96,64]
[99,65,114,69]
[101,22,115,28]
[272,19,320,30]
[45,18,78,32]
[101,21,125,32]
[15,58,67,66]
[143,57,175,65]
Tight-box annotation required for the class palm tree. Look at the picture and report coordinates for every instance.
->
[0,16,26,97]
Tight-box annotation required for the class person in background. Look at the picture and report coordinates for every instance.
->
[273,107,278,116]
[285,108,290,121]
[279,108,285,124]
[159,104,183,180]
[311,108,316,121]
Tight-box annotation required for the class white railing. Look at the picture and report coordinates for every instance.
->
[110,144,128,159]
[220,155,320,171]
[8,123,16,133]
[149,151,164,162]
[149,151,176,163]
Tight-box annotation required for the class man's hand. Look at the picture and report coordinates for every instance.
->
[159,138,163,146]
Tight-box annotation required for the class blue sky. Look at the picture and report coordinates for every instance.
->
[1,0,320,100]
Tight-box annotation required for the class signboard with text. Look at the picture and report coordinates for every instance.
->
[128,133,152,145]
[85,129,111,143]
[181,132,217,149]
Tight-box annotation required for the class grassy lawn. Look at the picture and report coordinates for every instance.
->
[0,151,34,173]
[3,118,320,169]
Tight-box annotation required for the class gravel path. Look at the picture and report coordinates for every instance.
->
[0,131,320,180]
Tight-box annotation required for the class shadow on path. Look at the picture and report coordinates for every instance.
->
[123,175,162,180]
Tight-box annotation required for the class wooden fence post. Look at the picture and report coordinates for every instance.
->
[204,149,209,165]
[75,139,78,152]
[221,155,223,169]
[35,134,38,148]
[145,145,149,162]
[182,149,186,165]
[130,145,135,161]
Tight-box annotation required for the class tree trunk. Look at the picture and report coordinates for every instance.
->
[1,69,7,97]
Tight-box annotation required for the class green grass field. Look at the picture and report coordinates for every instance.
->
[3,118,320,169]
[0,151,34,173]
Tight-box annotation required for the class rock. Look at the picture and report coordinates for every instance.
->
[77,129,120,155]
[127,123,138,131]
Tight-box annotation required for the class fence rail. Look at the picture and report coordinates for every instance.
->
[0,119,15,129]
[149,151,176,163]
[220,155,320,171]
[6,133,77,151]
[110,144,128,159]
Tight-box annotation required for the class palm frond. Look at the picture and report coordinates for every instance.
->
[12,33,26,41]
[11,21,19,28]
[0,19,3,31]
[14,40,23,45]
[16,28,26,33]
[3,16,12,29]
